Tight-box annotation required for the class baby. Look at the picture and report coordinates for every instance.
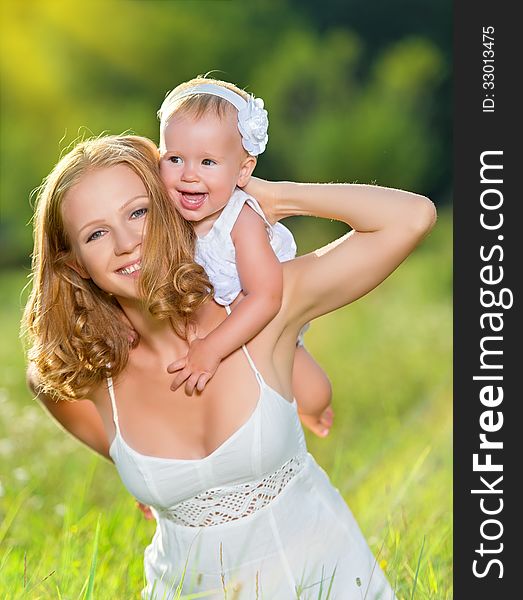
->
[158,77,333,437]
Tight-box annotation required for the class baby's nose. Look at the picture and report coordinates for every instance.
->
[181,163,199,182]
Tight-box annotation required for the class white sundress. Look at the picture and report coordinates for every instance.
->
[107,321,396,600]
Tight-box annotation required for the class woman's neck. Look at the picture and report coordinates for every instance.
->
[117,296,222,361]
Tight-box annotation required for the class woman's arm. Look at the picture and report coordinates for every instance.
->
[27,365,112,461]
[245,178,437,324]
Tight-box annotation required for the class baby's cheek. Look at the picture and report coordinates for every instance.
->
[167,192,184,216]
[158,163,170,184]
[159,170,177,199]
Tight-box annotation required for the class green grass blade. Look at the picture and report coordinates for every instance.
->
[324,566,337,600]
[0,486,32,546]
[410,536,426,600]
[82,515,101,600]
[316,565,324,599]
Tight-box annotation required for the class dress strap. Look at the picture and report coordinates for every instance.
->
[213,188,249,236]
[224,305,264,385]
[243,195,272,229]
[106,376,120,432]
[212,188,271,239]
[241,191,273,242]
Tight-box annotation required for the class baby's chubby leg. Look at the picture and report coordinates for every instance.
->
[293,346,334,437]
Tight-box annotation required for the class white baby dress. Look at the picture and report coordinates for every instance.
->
[194,187,297,306]
[194,187,309,345]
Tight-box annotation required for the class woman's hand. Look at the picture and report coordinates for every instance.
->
[299,405,334,438]
[136,501,154,520]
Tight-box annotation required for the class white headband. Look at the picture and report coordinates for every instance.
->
[159,83,269,156]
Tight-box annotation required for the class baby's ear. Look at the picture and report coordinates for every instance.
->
[237,155,257,187]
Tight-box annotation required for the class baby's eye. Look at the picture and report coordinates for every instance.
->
[202,158,216,166]
[131,207,148,219]
[169,156,182,164]
[86,230,104,243]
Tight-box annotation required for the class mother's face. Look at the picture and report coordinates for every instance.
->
[61,164,149,300]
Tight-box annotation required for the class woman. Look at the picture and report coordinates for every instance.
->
[24,135,436,599]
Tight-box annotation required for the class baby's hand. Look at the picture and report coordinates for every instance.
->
[167,337,222,395]
[298,405,334,438]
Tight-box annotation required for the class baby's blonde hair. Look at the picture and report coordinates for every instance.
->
[158,76,250,126]
[22,135,213,400]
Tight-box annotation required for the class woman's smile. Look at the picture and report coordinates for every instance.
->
[116,259,142,277]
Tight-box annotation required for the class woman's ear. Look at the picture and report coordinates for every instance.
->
[237,155,257,188]
[64,256,90,280]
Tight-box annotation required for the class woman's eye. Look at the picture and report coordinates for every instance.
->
[86,230,104,243]
[169,156,182,164]
[202,159,216,166]
[131,207,148,219]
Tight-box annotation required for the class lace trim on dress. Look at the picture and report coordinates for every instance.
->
[159,455,305,527]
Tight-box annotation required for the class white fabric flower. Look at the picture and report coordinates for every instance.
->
[237,96,269,156]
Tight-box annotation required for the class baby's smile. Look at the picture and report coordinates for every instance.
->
[178,190,208,211]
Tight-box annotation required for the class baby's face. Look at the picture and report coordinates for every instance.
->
[159,110,255,235]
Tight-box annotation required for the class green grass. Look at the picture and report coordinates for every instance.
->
[0,209,452,599]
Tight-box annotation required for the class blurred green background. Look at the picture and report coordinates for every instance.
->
[0,1,452,598]
[1,0,451,267]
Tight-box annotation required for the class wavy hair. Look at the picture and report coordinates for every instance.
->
[22,135,213,400]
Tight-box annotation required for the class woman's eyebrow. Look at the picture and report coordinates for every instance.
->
[77,195,149,235]
[78,219,104,236]
[118,195,149,213]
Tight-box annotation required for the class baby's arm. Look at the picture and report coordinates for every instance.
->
[168,205,283,394]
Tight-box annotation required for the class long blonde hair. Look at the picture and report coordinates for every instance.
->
[22,135,213,400]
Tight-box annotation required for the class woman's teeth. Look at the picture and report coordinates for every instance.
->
[118,262,141,275]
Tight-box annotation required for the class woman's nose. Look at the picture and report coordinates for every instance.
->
[113,229,140,255]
